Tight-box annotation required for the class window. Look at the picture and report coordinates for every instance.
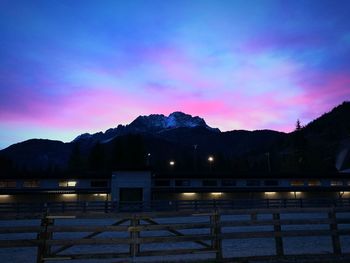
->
[202,180,217,187]
[331,180,343,186]
[247,180,261,186]
[90,180,108,188]
[155,180,170,187]
[23,180,40,188]
[291,180,304,186]
[59,180,77,187]
[175,180,190,187]
[0,181,16,188]
[308,180,321,186]
[222,179,236,186]
[264,180,279,186]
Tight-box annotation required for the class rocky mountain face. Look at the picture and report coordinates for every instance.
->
[72,112,219,145]
[1,102,350,175]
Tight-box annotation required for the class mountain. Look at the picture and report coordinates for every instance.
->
[0,139,72,172]
[1,103,349,175]
[303,101,350,139]
[72,111,219,146]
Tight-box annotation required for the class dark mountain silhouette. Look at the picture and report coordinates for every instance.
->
[0,139,72,176]
[1,102,350,176]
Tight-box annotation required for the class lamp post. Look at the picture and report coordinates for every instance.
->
[208,156,214,172]
[146,153,151,166]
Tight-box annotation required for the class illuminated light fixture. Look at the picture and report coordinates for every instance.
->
[342,191,350,195]
[208,156,214,162]
[211,192,222,196]
[183,192,196,196]
[169,161,175,166]
[94,193,107,197]
[264,192,276,195]
[0,195,9,198]
[67,181,77,187]
[62,194,76,197]
[290,191,302,198]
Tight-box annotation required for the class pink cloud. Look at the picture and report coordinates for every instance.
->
[286,71,350,121]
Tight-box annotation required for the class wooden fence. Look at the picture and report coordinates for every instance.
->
[1,198,350,214]
[0,207,350,262]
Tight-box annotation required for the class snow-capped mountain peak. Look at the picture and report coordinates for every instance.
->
[130,111,214,130]
[165,112,206,128]
[72,111,219,143]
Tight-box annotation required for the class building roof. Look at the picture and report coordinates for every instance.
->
[153,171,350,179]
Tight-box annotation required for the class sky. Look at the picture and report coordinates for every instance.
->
[0,0,350,149]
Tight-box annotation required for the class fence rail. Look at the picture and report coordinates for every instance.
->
[0,198,350,215]
[0,207,350,262]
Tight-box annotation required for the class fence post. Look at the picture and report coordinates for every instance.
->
[273,213,284,257]
[129,215,140,261]
[36,215,54,263]
[328,209,341,255]
[211,210,223,260]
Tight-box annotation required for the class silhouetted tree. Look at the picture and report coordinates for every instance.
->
[295,119,302,131]
[293,119,307,172]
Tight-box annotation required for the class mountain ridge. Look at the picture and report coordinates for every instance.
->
[1,102,349,174]
[72,111,220,145]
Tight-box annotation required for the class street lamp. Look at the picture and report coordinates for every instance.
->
[146,153,151,166]
[208,156,214,171]
[169,160,175,166]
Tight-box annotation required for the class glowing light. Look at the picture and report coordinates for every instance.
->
[62,194,76,198]
[183,192,196,196]
[211,192,222,196]
[331,181,343,186]
[93,193,107,197]
[67,181,77,187]
[169,161,175,166]
[0,195,10,198]
[290,191,302,195]
[264,192,276,195]
[208,156,214,162]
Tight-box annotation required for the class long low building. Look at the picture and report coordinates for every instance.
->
[0,171,350,203]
